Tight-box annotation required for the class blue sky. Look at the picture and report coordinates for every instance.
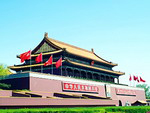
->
[0,0,150,86]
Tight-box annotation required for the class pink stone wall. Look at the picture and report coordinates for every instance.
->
[0,73,146,107]
[0,75,146,107]
[0,97,118,106]
[30,77,106,97]
[97,85,106,97]
[30,77,62,93]
[136,89,146,101]
[110,87,146,106]
[0,90,12,97]
[29,76,146,106]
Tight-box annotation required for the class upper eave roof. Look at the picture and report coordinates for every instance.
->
[44,37,117,66]
[17,49,63,58]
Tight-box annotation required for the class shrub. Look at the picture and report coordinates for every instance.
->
[105,106,150,113]
[0,106,150,113]
[0,108,106,113]
[0,83,11,89]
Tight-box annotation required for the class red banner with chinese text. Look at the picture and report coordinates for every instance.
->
[63,82,99,93]
[116,88,136,95]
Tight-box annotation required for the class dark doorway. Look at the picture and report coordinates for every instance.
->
[119,100,122,106]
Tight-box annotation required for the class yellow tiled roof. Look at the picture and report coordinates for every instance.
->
[17,50,63,58]
[133,100,147,104]
[45,37,117,66]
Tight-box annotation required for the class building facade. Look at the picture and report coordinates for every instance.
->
[10,33,124,84]
[0,33,146,108]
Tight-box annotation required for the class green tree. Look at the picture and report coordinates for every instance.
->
[0,64,11,77]
[0,64,12,89]
[136,84,150,99]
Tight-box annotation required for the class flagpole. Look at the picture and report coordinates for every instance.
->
[135,78,137,87]
[129,75,131,86]
[61,55,62,76]
[51,55,53,75]
[41,53,43,73]
[131,79,132,87]
[130,81,131,87]
[134,75,136,87]
[30,49,32,72]
[137,76,139,85]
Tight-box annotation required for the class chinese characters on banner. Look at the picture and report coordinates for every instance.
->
[116,88,136,95]
[63,82,99,93]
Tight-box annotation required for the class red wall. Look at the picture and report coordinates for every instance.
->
[30,77,106,97]
[0,90,12,97]
[0,72,145,106]
[29,76,146,106]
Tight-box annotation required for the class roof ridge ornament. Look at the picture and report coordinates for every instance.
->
[91,48,94,53]
[44,32,48,38]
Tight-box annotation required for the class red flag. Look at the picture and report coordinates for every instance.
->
[140,77,146,82]
[20,50,31,63]
[55,57,62,68]
[91,61,94,65]
[36,53,42,63]
[137,77,140,82]
[129,75,132,81]
[133,76,140,82]
[44,55,53,66]
[133,76,138,81]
